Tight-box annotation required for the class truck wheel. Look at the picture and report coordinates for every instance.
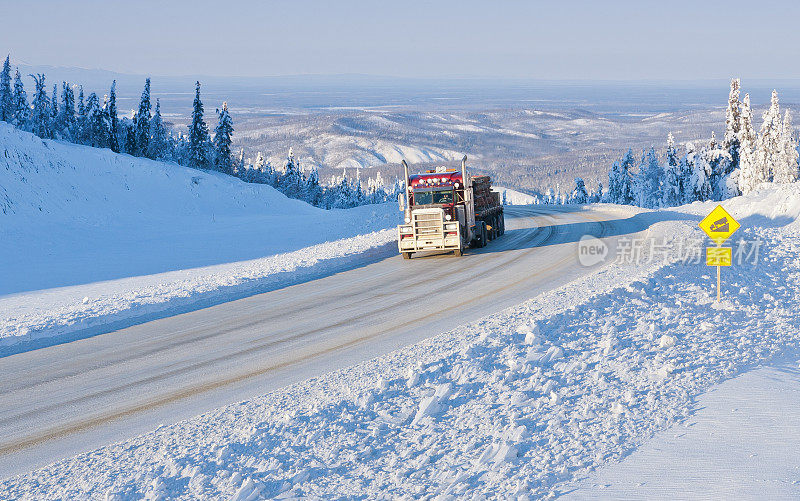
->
[487,217,495,241]
[499,214,505,235]
[402,252,412,259]
[480,224,488,247]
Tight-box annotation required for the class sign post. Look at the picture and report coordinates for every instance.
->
[699,205,740,301]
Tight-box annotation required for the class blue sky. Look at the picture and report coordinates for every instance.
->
[1,0,798,80]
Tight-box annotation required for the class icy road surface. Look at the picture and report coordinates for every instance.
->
[0,205,646,478]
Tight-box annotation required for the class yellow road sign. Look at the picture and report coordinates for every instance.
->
[699,205,740,244]
[706,247,732,266]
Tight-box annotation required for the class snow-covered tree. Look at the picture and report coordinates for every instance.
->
[331,173,355,209]
[703,131,733,200]
[108,81,120,153]
[213,101,234,174]
[775,110,799,183]
[123,119,136,154]
[755,89,782,182]
[28,73,51,138]
[148,98,169,160]
[688,141,714,202]
[254,151,266,171]
[302,167,324,206]
[571,177,589,204]
[135,78,152,157]
[279,147,305,198]
[723,78,741,172]
[59,82,76,134]
[593,182,603,203]
[738,93,761,194]
[50,83,59,132]
[635,148,663,208]
[188,81,211,168]
[0,56,12,122]
[662,133,682,206]
[77,85,85,118]
[84,92,109,148]
[11,69,28,127]
[606,149,635,204]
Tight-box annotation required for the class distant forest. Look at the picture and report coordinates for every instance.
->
[0,55,398,209]
[552,79,799,206]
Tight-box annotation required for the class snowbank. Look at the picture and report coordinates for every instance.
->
[567,364,800,499]
[494,186,539,205]
[4,184,799,498]
[0,123,399,354]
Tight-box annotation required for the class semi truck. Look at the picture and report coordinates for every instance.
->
[397,155,504,259]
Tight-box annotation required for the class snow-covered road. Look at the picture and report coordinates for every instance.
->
[0,204,648,478]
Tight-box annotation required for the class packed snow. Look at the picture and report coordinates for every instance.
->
[567,363,800,499]
[3,182,799,499]
[0,123,398,354]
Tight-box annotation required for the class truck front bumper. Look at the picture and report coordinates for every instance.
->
[398,224,461,252]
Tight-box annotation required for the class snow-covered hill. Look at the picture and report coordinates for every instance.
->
[0,123,398,352]
[4,183,799,499]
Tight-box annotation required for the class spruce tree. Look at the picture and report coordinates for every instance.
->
[0,55,12,122]
[304,167,324,206]
[704,132,732,200]
[690,142,713,202]
[635,148,663,208]
[77,85,85,118]
[723,78,741,172]
[60,82,75,133]
[105,81,119,152]
[50,84,59,122]
[606,160,624,203]
[124,120,137,154]
[29,73,51,138]
[236,148,245,175]
[571,178,589,204]
[662,133,682,206]
[280,147,304,198]
[188,81,211,168]
[681,143,700,203]
[135,78,152,157]
[618,149,635,204]
[738,93,760,194]
[755,90,782,182]
[775,110,799,183]
[11,68,28,128]
[149,98,168,160]
[83,92,101,146]
[213,101,234,174]
[94,94,111,148]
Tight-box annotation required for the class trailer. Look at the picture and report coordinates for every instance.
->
[397,156,504,258]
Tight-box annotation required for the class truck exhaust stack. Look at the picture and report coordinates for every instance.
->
[402,159,411,223]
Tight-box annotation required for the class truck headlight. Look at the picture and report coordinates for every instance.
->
[400,226,413,233]
[445,223,458,231]
[445,214,452,221]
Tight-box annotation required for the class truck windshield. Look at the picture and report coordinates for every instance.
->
[414,189,453,205]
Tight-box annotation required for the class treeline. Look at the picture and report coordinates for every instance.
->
[560,79,799,206]
[0,55,397,209]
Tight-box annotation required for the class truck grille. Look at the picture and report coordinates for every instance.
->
[413,212,443,235]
